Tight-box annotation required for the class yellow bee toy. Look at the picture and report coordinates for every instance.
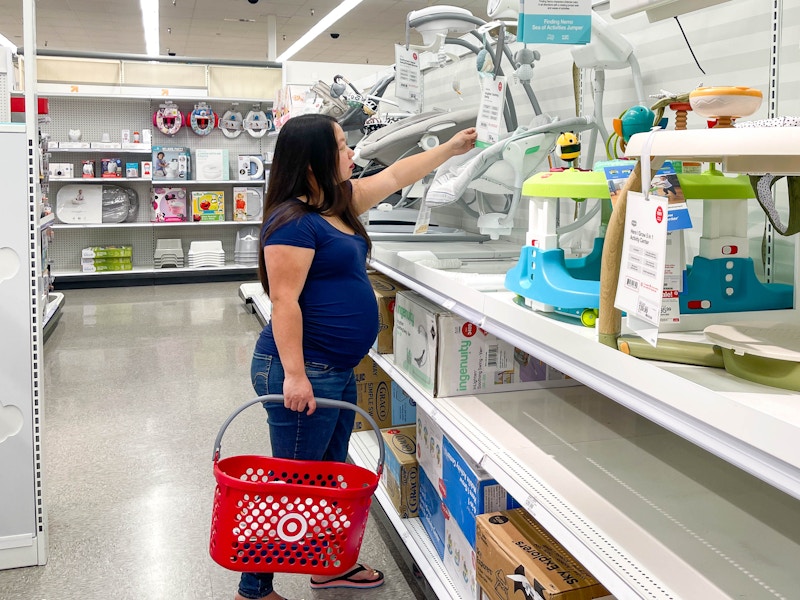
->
[555,131,581,167]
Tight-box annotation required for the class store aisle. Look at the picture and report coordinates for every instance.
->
[0,282,423,600]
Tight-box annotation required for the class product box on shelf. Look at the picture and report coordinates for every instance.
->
[233,187,264,222]
[56,186,102,224]
[417,408,445,491]
[60,142,91,149]
[81,262,133,273]
[391,381,416,426]
[445,510,480,600]
[476,509,609,600]
[125,163,139,178]
[237,155,266,181]
[442,436,516,548]
[81,245,132,259]
[90,141,122,149]
[48,163,73,179]
[394,291,574,397]
[196,148,230,181]
[369,272,406,354]
[353,355,392,431]
[152,187,188,223]
[380,426,419,518]
[191,191,225,221]
[101,158,123,178]
[419,467,446,560]
[80,257,133,272]
[152,146,191,180]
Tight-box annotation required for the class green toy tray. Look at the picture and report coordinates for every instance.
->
[704,322,800,392]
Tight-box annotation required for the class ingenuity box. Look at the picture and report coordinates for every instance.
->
[393,291,575,397]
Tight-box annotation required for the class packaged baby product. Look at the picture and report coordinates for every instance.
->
[152,187,188,222]
[192,191,225,221]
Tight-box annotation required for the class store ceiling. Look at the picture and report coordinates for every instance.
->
[0,0,492,66]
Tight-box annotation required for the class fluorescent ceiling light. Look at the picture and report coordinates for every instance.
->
[276,0,364,62]
[0,32,17,52]
[140,0,160,56]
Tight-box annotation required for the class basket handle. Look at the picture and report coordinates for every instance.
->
[212,394,385,476]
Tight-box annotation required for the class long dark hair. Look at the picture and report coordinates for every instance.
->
[258,114,371,295]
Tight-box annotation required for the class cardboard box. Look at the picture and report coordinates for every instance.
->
[195,148,229,180]
[380,426,419,518]
[416,408,444,491]
[391,381,416,426]
[100,157,123,178]
[394,291,574,397]
[48,163,73,179]
[191,191,225,221]
[369,272,405,353]
[419,468,446,559]
[442,436,516,548]
[353,355,392,431]
[82,245,132,259]
[476,510,609,600]
[152,187,188,223]
[445,510,480,600]
[152,146,191,180]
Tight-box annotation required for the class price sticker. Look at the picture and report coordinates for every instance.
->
[524,495,539,514]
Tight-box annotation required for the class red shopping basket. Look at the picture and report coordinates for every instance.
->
[209,395,385,575]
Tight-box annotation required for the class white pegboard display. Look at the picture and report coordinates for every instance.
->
[43,96,276,279]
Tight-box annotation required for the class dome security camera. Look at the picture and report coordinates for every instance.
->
[330,32,340,39]
[248,0,259,4]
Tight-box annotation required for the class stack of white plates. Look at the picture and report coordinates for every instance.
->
[188,240,226,268]
[154,238,184,268]
[235,226,260,266]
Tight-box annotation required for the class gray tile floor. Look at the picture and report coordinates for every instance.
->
[0,282,425,600]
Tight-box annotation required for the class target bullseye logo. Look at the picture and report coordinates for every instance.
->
[277,513,308,542]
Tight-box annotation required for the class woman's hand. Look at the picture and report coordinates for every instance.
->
[445,127,478,157]
[283,373,317,415]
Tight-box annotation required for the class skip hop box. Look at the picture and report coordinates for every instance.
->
[394,291,574,397]
[380,426,419,518]
[476,509,610,600]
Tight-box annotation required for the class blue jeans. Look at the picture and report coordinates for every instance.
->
[237,352,357,599]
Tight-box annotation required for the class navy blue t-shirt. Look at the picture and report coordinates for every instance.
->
[255,200,378,369]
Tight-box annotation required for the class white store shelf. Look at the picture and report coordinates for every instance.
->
[368,351,800,600]
[152,179,266,186]
[52,221,258,229]
[48,147,152,154]
[43,292,64,327]
[48,178,265,185]
[39,213,55,230]
[348,431,463,600]
[53,263,255,279]
[49,177,152,183]
[368,242,800,501]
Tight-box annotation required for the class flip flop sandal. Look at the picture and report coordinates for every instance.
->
[309,564,385,590]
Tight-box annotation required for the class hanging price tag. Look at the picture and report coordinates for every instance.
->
[394,45,422,113]
[476,76,506,147]
[615,190,669,344]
